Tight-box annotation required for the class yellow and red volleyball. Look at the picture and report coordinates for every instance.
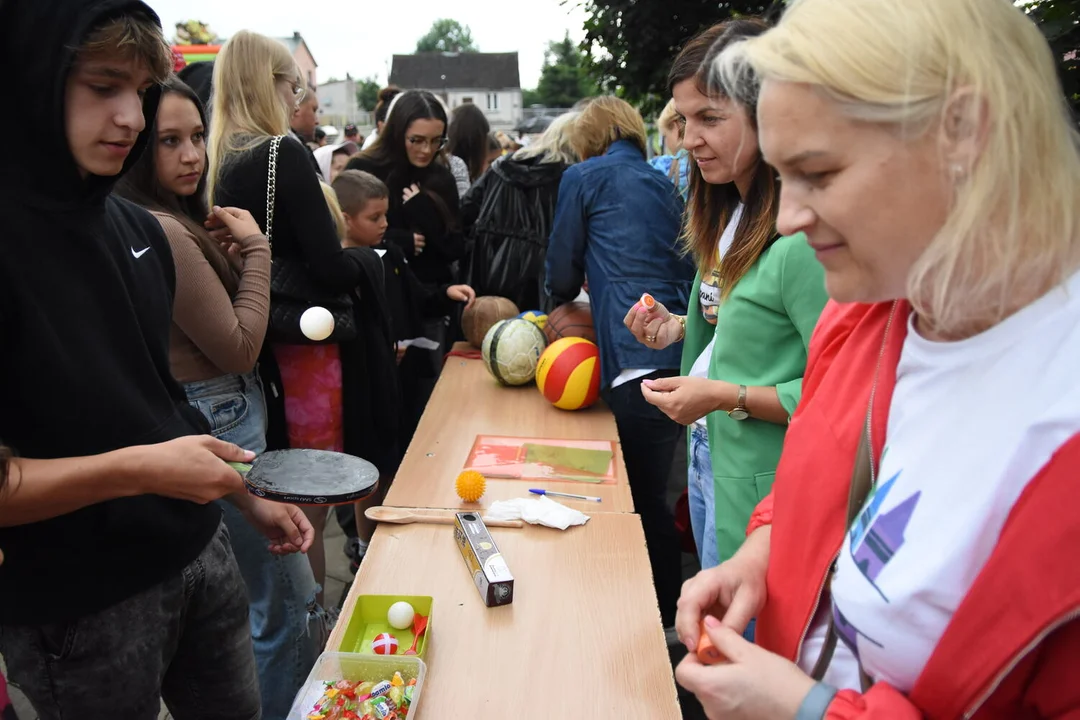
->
[536,337,601,410]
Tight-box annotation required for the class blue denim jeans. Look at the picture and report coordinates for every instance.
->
[184,371,324,720]
[688,424,720,570]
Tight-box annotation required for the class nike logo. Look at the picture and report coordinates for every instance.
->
[131,247,150,259]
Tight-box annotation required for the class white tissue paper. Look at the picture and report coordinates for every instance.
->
[485,496,590,531]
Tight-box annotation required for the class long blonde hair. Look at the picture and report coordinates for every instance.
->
[320,181,347,241]
[513,112,580,166]
[718,0,1080,337]
[207,30,302,204]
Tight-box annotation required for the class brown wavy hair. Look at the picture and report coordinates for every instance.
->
[669,19,779,298]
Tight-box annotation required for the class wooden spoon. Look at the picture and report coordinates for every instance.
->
[365,506,523,528]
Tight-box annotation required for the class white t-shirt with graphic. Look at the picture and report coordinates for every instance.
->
[688,204,743,425]
[801,268,1080,691]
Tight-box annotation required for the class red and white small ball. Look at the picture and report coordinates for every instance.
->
[372,632,398,655]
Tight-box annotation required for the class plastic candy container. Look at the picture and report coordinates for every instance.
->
[307,672,419,720]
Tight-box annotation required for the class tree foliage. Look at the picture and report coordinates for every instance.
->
[581,0,1079,118]
[581,0,782,114]
[173,20,220,45]
[1025,0,1080,119]
[416,19,479,53]
[355,76,382,111]
[527,33,598,108]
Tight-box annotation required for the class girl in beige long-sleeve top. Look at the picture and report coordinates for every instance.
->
[114,76,326,718]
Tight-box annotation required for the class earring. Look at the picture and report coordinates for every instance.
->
[951,163,966,179]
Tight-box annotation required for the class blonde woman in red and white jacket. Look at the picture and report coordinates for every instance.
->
[673,0,1080,717]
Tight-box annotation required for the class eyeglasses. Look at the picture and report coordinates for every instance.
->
[407,135,448,151]
[291,83,306,107]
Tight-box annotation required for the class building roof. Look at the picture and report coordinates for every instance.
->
[277,32,317,67]
[390,52,520,90]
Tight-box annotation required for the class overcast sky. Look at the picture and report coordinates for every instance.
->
[148,0,589,89]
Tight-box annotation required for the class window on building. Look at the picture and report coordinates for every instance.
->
[462,97,474,104]
[487,93,499,111]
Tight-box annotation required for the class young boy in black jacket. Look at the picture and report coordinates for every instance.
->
[331,170,474,558]
[0,2,310,717]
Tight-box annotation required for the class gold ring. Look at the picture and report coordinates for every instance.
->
[647,335,657,343]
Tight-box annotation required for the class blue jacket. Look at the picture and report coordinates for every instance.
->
[546,140,694,389]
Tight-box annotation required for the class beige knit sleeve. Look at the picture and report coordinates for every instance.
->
[154,212,272,375]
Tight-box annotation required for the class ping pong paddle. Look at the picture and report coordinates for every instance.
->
[229,449,379,506]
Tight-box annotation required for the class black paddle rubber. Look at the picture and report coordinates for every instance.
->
[238,449,379,505]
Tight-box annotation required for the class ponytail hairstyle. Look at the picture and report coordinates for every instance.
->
[669,19,779,299]
[716,0,1080,337]
[374,85,402,127]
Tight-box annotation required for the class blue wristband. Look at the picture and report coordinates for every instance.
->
[795,682,838,720]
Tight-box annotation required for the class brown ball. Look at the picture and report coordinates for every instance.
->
[544,301,595,344]
[462,296,520,348]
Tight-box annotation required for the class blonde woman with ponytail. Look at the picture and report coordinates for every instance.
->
[674,0,1080,718]
[209,31,394,622]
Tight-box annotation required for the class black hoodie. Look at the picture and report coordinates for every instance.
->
[0,0,221,625]
[461,154,569,312]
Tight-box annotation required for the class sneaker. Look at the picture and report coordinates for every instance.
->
[344,537,368,574]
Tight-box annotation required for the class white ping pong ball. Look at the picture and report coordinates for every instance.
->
[300,306,335,342]
[387,601,415,630]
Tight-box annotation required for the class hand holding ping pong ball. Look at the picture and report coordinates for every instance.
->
[299,306,335,341]
[388,601,416,630]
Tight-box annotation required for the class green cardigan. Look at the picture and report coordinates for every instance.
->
[681,232,828,563]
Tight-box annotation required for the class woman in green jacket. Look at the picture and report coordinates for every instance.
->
[626,20,828,575]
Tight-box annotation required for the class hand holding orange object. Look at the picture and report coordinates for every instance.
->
[696,620,727,664]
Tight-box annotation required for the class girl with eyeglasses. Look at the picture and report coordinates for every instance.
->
[347,90,465,288]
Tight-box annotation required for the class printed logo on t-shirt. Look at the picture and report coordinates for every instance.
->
[700,268,721,325]
[833,468,922,658]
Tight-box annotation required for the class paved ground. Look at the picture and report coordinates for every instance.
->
[7,434,706,719]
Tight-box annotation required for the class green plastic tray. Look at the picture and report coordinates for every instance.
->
[339,595,433,659]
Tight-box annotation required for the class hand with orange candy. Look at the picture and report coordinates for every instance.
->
[676,615,816,720]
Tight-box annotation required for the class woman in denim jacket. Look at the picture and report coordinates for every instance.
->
[546,97,695,629]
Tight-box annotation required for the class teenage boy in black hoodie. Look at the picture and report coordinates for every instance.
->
[0,2,308,718]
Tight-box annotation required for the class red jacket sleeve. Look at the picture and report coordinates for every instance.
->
[747,492,774,535]
[826,684,923,719]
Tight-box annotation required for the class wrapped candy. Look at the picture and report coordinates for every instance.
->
[389,686,404,707]
[391,672,405,687]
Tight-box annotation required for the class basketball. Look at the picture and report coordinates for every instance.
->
[544,301,595,344]
[517,310,548,330]
[481,319,548,386]
[536,337,601,410]
[462,296,520,348]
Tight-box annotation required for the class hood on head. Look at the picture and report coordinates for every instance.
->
[314,142,358,181]
[0,0,163,207]
[493,153,568,188]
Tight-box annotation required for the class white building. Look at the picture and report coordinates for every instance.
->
[389,52,523,131]
[317,76,372,129]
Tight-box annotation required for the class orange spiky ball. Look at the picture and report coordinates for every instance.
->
[455,470,486,503]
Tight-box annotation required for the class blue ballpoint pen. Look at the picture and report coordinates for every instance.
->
[529,488,602,502]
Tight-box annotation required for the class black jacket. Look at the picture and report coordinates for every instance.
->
[214,135,400,474]
[462,154,568,312]
[0,0,220,624]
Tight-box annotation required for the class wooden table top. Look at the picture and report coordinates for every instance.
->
[328,513,680,719]
[384,347,634,513]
